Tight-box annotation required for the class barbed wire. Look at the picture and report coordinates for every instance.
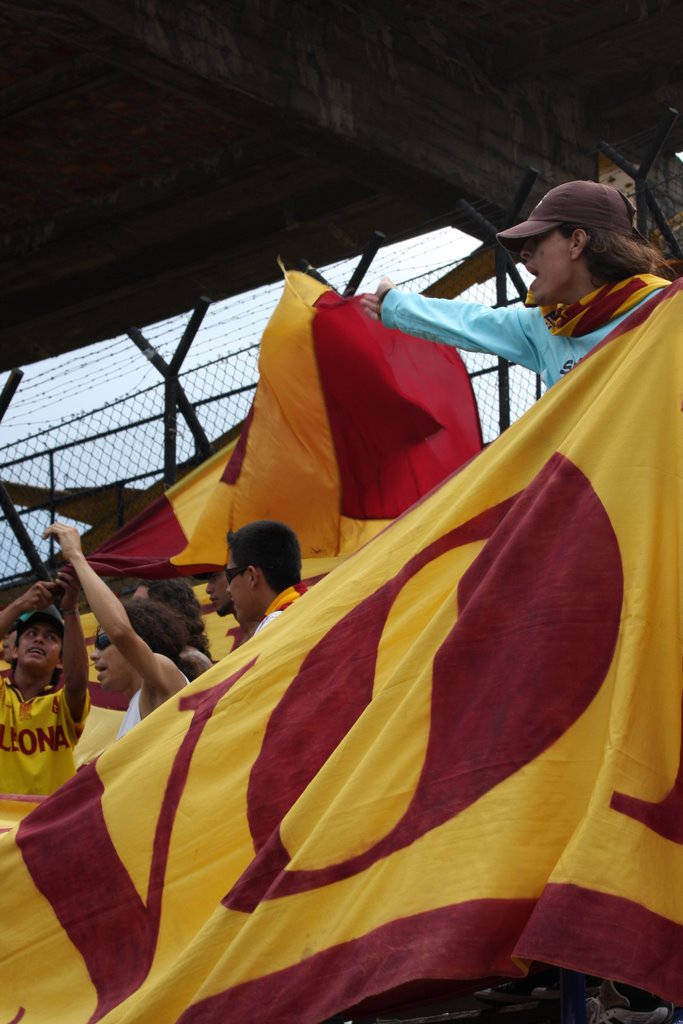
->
[0,199,498,435]
[1,153,681,590]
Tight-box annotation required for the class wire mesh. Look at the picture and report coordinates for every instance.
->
[1,146,680,591]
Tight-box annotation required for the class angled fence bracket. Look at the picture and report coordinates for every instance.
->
[456,168,539,432]
[598,107,681,258]
[127,297,214,487]
[0,369,52,581]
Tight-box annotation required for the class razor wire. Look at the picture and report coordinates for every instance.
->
[4,142,683,591]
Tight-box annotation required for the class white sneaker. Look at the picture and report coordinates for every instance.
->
[587,981,672,1024]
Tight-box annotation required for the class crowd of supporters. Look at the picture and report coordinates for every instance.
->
[0,519,304,797]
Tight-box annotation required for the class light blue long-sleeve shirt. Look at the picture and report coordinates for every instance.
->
[381,289,662,388]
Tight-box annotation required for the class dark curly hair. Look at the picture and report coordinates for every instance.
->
[137,578,211,659]
[123,599,190,668]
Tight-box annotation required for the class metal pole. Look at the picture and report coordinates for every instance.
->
[117,481,125,528]
[0,366,52,581]
[455,199,529,302]
[127,324,213,465]
[635,176,648,238]
[127,326,168,377]
[597,140,638,180]
[495,248,511,434]
[495,244,508,304]
[48,451,57,571]
[598,108,679,246]
[168,297,212,377]
[0,484,51,581]
[0,369,23,424]
[636,107,679,180]
[501,167,539,228]
[164,377,178,487]
[646,188,683,257]
[296,260,335,289]
[457,170,540,434]
[343,231,386,296]
[175,391,213,460]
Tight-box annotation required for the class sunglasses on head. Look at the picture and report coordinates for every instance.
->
[94,631,111,651]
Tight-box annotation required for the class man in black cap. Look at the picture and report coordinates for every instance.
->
[0,577,89,795]
[360,180,672,389]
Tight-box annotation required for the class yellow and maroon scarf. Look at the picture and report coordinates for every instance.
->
[261,582,308,620]
[528,274,669,337]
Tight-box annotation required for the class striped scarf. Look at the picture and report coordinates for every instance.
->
[528,274,669,337]
[262,582,308,619]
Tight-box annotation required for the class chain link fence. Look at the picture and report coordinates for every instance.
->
[1,137,681,593]
[0,343,260,588]
[0,244,536,591]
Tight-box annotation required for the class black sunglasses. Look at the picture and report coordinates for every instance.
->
[224,565,249,584]
[94,631,111,651]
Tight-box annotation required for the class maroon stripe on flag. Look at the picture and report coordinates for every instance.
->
[87,493,190,578]
[240,495,516,859]
[227,453,623,913]
[516,882,683,1006]
[178,898,536,1024]
[17,662,255,1023]
[221,407,254,484]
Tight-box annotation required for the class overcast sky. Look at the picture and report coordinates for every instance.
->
[0,225,480,450]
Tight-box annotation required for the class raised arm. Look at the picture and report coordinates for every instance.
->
[46,525,172,692]
[47,524,187,718]
[0,581,59,639]
[360,275,545,376]
[55,571,89,722]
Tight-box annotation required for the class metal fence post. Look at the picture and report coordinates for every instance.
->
[164,377,179,487]
[48,450,57,570]
[127,297,214,489]
[0,368,52,582]
[343,231,386,296]
[598,107,681,257]
[495,246,511,434]
[117,481,126,528]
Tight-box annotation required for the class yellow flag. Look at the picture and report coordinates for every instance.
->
[1,281,682,1023]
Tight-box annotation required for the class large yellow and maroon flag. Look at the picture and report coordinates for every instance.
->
[1,280,683,1023]
[88,270,482,576]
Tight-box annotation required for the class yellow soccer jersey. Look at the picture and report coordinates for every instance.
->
[0,680,90,796]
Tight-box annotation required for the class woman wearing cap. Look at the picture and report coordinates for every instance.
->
[361,182,676,1024]
[360,180,672,388]
[44,522,190,740]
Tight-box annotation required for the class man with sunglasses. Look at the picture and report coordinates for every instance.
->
[226,520,306,640]
[0,576,89,795]
[199,569,260,650]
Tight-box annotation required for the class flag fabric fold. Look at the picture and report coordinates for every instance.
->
[1,280,682,1023]
[87,271,482,577]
